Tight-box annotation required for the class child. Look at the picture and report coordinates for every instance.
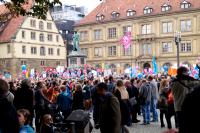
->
[17,109,35,133]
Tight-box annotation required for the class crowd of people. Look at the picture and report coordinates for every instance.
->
[0,66,200,133]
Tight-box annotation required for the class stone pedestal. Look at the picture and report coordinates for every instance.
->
[68,51,87,68]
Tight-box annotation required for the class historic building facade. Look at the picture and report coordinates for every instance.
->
[75,0,200,73]
[0,3,66,77]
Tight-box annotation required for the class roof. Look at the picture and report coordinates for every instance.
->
[77,0,200,26]
[0,0,33,43]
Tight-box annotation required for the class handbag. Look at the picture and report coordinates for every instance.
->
[129,97,137,106]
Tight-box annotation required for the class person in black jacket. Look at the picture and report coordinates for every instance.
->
[13,79,34,126]
[0,79,19,133]
[72,84,84,110]
[40,114,54,133]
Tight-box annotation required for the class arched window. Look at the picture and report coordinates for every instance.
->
[163,62,172,67]
[143,62,151,69]
[111,11,120,19]
[39,21,44,30]
[124,64,131,69]
[182,61,191,67]
[181,0,191,9]
[40,46,45,56]
[161,4,171,12]
[143,6,153,14]
[39,33,44,42]
[126,9,136,17]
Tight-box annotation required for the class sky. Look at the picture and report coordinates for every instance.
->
[60,0,101,14]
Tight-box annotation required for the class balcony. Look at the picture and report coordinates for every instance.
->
[136,33,155,41]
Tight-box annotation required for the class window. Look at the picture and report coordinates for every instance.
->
[162,42,172,53]
[39,21,44,30]
[140,44,151,55]
[141,24,151,34]
[56,35,59,42]
[80,31,88,41]
[22,46,26,54]
[108,46,117,56]
[181,20,192,32]
[126,9,136,17]
[108,28,117,39]
[22,30,25,38]
[96,14,105,21]
[70,58,77,65]
[31,32,36,40]
[80,58,85,64]
[56,61,60,66]
[47,34,53,41]
[161,4,171,12]
[40,47,45,56]
[39,33,44,42]
[40,61,45,66]
[94,47,103,57]
[7,44,10,54]
[162,22,172,33]
[180,41,192,52]
[21,60,27,65]
[144,7,153,14]
[181,1,191,9]
[81,48,88,56]
[47,22,52,30]
[57,48,60,56]
[123,26,132,35]
[30,19,36,27]
[31,47,37,54]
[48,48,54,55]
[94,29,102,40]
[111,11,120,19]
[123,45,132,56]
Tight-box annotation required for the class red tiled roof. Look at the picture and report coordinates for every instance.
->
[77,0,200,26]
[0,0,33,43]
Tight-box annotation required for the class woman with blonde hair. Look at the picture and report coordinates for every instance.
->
[114,80,130,133]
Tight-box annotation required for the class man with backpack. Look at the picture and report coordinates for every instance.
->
[139,79,152,125]
[170,66,200,132]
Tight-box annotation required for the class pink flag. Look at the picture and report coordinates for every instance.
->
[120,32,132,50]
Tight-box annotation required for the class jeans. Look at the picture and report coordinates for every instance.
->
[141,101,151,124]
[151,99,158,121]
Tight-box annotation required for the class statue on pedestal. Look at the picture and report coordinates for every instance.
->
[72,31,79,52]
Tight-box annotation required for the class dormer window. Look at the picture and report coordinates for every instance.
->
[96,14,104,21]
[126,9,136,17]
[111,11,120,19]
[161,4,171,12]
[181,0,191,9]
[144,7,153,14]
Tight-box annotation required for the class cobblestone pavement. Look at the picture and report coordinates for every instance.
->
[91,115,176,133]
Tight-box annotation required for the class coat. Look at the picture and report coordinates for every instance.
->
[99,93,121,133]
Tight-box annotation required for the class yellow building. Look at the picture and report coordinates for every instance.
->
[75,0,200,73]
[0,3,66,77]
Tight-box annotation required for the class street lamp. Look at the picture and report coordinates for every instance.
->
[174,31,181,68]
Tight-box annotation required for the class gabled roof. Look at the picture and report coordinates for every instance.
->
[77,0,200,26]
[0,0,33,43]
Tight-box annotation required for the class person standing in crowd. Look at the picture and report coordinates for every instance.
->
[17,109,35,133]
[170,66,200,132]
[47,81,60,103]
[158,79,170,128]
[35,81,52,132]
[114,80,130,133]
[128,78,140,123]
[40,114,54,133]
[83,80,92,110]
[56,85,72,119]
[8,81,17,98]
[96,82,121,133]
[139,79,152,125]
[148,75,159,122]
[13,79,34,126]
[107,75,115,93]
[72,84,84,110]
[0,79,19,133]
[91,79,100,128]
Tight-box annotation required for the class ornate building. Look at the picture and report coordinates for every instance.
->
[75,0,200,73]
[0,2,66,77]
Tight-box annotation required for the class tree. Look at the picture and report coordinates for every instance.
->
[0,0,62,19]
